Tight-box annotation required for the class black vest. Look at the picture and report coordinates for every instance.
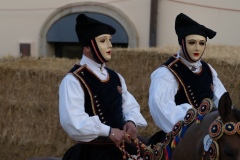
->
[69,64,125,129]
[163,56,214,108]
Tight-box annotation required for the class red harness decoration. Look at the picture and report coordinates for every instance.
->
[118,134,147,160]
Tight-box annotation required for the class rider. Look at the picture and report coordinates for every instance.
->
[59,13,147,160]
[148,13,226,143]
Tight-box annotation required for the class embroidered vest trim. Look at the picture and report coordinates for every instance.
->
[163,56,213,108]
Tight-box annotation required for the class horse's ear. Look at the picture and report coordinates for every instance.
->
[218,92,232,122]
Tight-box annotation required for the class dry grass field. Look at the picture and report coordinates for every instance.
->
[0,45,240,160]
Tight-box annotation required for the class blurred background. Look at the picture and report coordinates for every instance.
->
[1,0,240,159]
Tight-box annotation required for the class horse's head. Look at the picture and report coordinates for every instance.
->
[215,92,240,160]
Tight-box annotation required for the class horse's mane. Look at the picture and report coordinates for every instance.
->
[232,107,240,121]
[211,106,240,121]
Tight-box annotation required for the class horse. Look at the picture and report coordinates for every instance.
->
[142,92,240,160]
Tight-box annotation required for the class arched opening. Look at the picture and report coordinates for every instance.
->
[47,12,128,59]
[39,2,138,57]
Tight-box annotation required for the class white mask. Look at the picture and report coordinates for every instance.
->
[184,35,206,62]
[95,34,112,61]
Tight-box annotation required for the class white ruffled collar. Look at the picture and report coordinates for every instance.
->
[176,51,202,72]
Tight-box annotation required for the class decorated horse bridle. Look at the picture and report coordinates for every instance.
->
[202,117,240,160]
[141,98,215,160]
[117,99,240,160]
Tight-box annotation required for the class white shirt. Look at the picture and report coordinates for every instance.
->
[59,55,147,142]
[148,52,226,133]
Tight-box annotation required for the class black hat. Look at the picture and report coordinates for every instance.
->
[175,13,216,45]
[75,14,116,46]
